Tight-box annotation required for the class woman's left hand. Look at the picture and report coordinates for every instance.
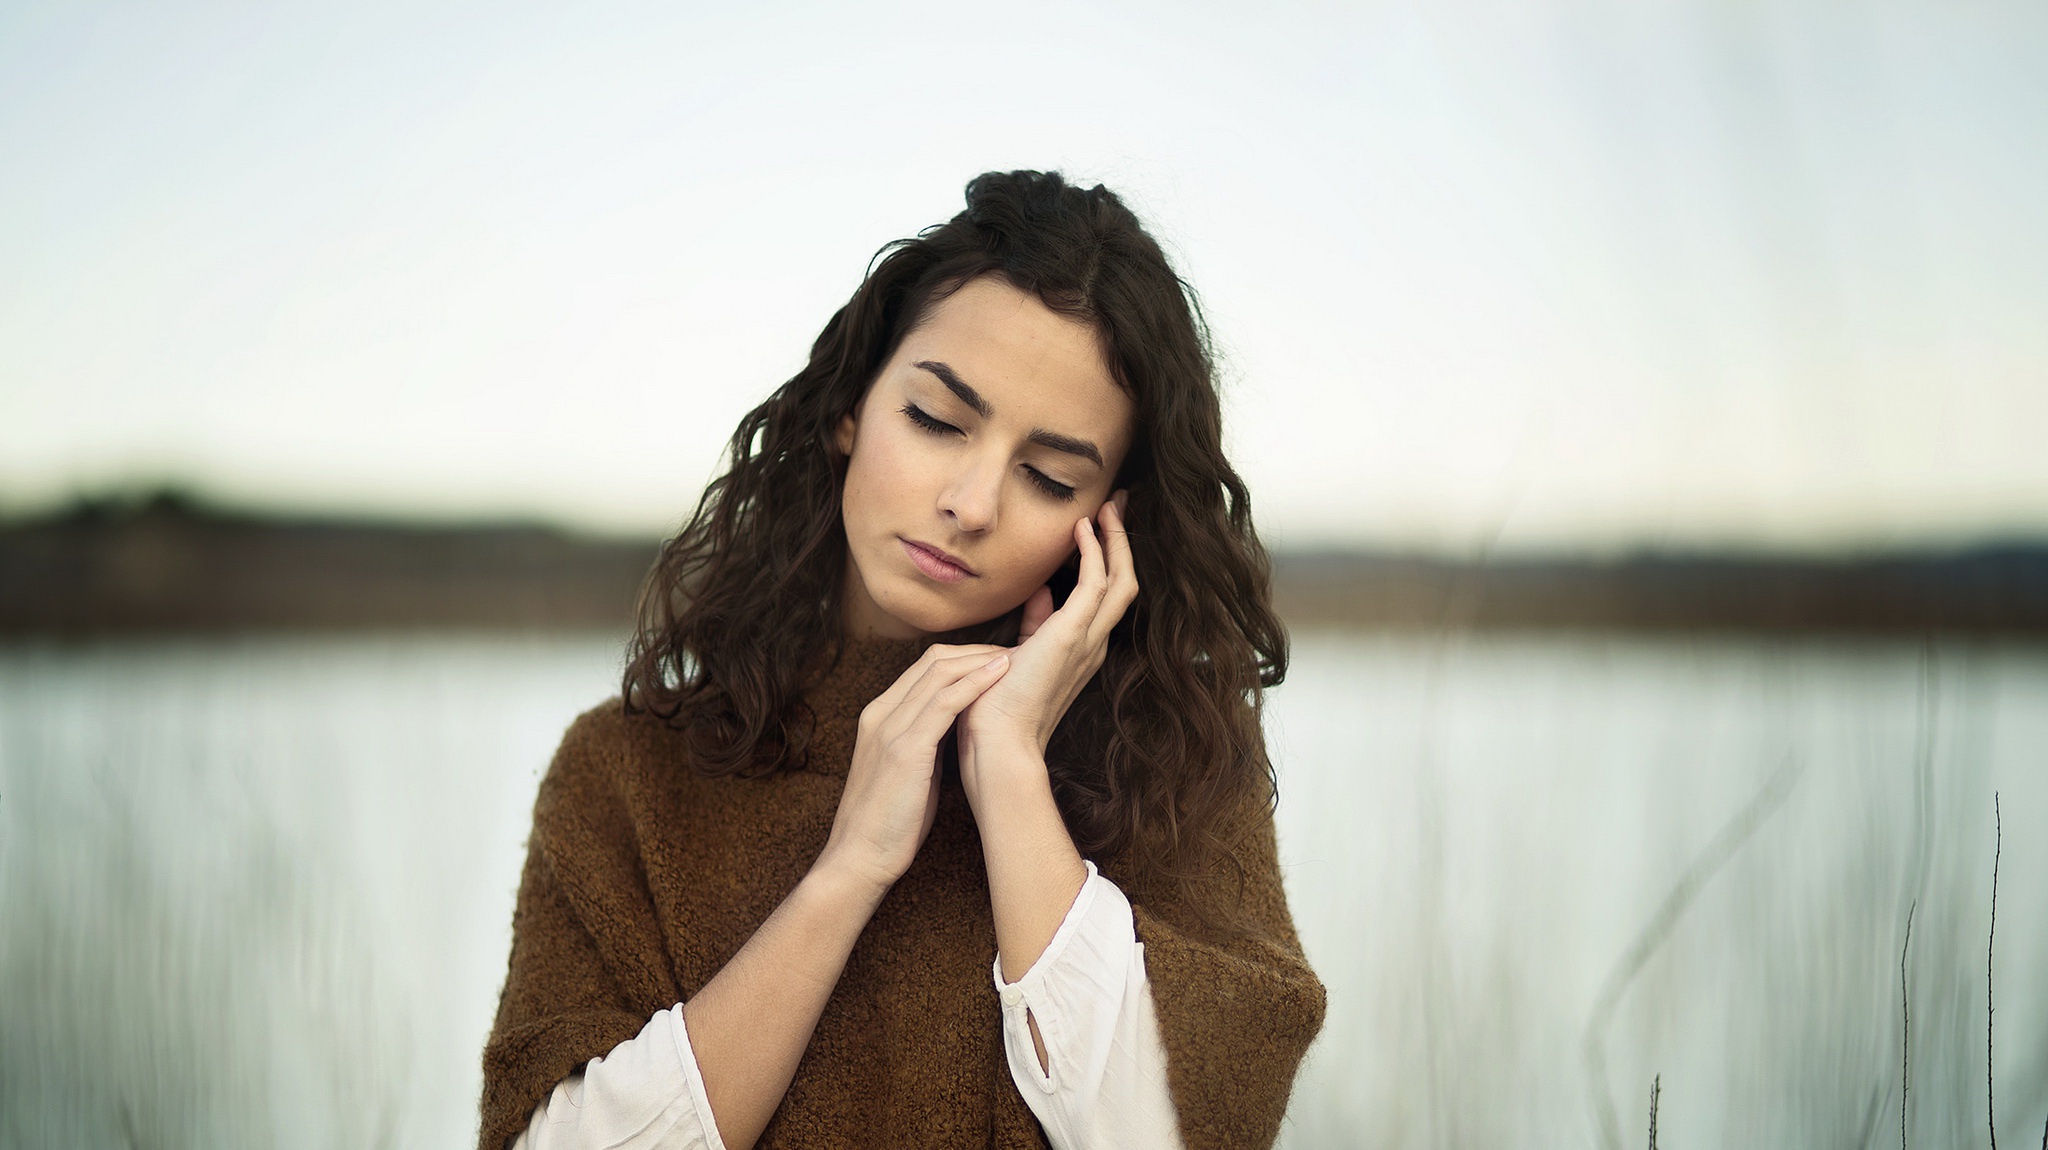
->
[957,490,1136,769]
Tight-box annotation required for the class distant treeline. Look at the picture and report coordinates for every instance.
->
[4,492,2047,635]
[1272,548,2048,633]
[0,492,654,633]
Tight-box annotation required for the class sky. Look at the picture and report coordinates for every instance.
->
[2,0,2044,555]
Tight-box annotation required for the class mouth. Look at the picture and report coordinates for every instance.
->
[899,538,977,582]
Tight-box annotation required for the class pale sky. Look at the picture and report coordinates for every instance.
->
[3,0,2044,555]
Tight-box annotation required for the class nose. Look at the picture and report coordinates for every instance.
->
[938,455,1001,533]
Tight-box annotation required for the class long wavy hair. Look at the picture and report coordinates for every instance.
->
[624,170,1288,913]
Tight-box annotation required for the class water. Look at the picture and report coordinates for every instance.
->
[1271,632,2048,1149]
[0,634,618,1150]
[2,631,2043,1148]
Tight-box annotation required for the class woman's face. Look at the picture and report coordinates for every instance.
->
[835,276,1135,640]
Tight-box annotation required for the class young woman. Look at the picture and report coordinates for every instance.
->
[479,171,1325,1150]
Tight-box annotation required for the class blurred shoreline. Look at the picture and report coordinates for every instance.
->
[4,491,2046,635]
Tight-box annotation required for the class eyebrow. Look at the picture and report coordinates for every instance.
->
[913,360,1105,469]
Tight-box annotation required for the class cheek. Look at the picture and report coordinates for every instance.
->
[1002,517,1081,587]
[838,464,869,530]
[841,431,909,527]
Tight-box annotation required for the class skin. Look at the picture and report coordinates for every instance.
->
[679,277,1144,1150]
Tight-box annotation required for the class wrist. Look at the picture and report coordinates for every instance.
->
[804,847,897,915]
[965,759,1070,852]
[958,704,1057,763]
[957,736,1049,789]
[959,742,1059,829]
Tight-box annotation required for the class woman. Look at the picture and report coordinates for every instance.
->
[479,170,1324,1150]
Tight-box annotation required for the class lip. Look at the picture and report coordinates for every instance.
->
[899,538,977,582]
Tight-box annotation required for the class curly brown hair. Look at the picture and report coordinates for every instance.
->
[623,170,1288,909]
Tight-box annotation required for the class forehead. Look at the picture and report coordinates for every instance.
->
[893,277,1134,456]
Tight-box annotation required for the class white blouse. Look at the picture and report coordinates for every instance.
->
[511,862,1185,1150]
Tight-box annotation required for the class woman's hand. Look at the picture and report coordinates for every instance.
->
[955,491,1133,994]
[687,641,1001,1150]
[957,491,1136,769]
[814,643,1009,895]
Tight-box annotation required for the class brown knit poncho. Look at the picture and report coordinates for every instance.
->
[478,637,1325,1150]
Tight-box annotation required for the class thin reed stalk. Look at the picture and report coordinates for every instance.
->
[1989,793,2000,1150]
[1902,900,1916,1150]
[1647,1075,1660,1150]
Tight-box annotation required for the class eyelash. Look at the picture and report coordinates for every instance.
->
[898,404,1077,502]
[900,403,956,435]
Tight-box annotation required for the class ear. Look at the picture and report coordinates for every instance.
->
[834,410,857,457]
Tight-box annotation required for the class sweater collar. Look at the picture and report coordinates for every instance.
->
[798,633,932,777]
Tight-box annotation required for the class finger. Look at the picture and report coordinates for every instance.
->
[925,642,1005,659]
[1069,515,1109,615]
[892,647,1011,717]
[904,654,1009,744]
[1098,497,1139,618]
[891,643,1002,695]
[1076,509,1136,652]
[1100,496,1134,580]
[866,643,1002,726]
[1018,584,1055,639]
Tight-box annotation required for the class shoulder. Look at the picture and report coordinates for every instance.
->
[532,697,681,843]
[550,697,634,767]
[539,697,625,788]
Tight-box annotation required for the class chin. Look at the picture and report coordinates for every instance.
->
[878,588,1019,640]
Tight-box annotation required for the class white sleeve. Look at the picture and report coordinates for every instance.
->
[992,860,1187,1150]
[510,1003,728,1150]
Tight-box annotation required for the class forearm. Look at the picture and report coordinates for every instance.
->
[964,744,1090,983]
[680,862,886,1150]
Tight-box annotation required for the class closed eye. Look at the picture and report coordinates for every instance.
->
[900,403,960,436]
[904,402,1076,501]
[1026,468,1076,501]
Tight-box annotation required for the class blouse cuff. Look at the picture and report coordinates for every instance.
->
[989,861,1183,1149]
[990,859,1137,1093]
[513,1004,728,1150]
[669,1007,730,1150]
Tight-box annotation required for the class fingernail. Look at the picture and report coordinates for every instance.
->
[984,654,1009,671]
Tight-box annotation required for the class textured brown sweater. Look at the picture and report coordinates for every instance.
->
[478,637,1325,1150]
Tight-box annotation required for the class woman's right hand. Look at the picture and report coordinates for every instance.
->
[815,643,1011,893]
[674,641,1008,1150]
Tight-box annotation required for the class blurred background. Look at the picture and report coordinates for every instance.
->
[3,0,2045,1146]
